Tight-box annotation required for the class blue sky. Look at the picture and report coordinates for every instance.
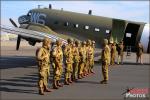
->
[1,1,149,26]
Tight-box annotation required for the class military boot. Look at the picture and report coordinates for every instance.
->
[78,74,82,79]
[68,78,73,83]
[53,80,59,89]
[57,80,63,87]
[64,79,69,85]
[39,87,44,95]
[44,86,53,92]
[100,80,108,84]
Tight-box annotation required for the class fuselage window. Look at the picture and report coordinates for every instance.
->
[85,25,89,29]
[106,30,110,34]
[64,22,69,26]
[95,28,100,32]
[74,24,79,28]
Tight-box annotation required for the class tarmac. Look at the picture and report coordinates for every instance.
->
[0,41,150,100]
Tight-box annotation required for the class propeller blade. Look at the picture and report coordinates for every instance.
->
[16,35,21,50]
[9,18,22,50]
[9,18,18,27]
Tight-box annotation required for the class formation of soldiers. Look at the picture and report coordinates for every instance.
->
[36,37,95,95]
[36,37,143,95]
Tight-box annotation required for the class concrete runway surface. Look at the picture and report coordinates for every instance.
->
[0,41,150,100]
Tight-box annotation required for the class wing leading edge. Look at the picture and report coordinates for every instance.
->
[0,25,67,44]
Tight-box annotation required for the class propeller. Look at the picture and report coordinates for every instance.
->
[9,18,21,50]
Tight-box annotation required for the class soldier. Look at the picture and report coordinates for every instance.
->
[52,39,63,89]
[110,42,117,65]
[136,42,144,64]
[72,40,80,81]
[83,41,88,77]
[36,37,52,95]
[117,41,124,64]
[90,40,95,73]
[108,40,112,66]
[100,39,110,84]
[64,38,74,85]
[86,40,94,74]
[50,42,56,81]
[78,41,86,79]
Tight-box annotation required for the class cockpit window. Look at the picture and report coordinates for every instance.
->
[27,12,31,16]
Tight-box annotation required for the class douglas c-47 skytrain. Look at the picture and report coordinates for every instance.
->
[1,4,149,53]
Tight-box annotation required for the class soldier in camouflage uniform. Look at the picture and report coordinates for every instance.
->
[52,40,63,89]
[136,42,144,64]
[64,38,74,85]
[100,39,110,84]
[117,41,124,64]
[36,37,52,95]
[72,40,80,81]
[83,40,89,77]
[86,40,94,74]
[78,41,87,79]
[110,42,117,65]
[90,40,95,73]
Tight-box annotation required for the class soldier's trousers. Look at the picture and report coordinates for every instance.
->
[88,59,93,72]
[79,62,84,75]
[38,68,49,89]
[54,63,62,81]
[65,63,73,79]
[111,55,116,65]
[92,59,94,69]
[102,62,108,81]
[83,60,88,73]
[73,62,79,79]
[117,55,123,64]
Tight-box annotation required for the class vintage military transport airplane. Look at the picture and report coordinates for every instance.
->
[1,4,149,53]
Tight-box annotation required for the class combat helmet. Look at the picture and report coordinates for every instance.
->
[43,37,51,46]
[86,39,91,45]
[67,38,73,44]
[103,39,108,45]
[56,39,62,46]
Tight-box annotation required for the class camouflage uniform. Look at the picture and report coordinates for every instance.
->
[100,39,110,84]
[86,40,94,74]
[78,41,86,78]
[90,40,95,73]
[64,39,73,85]
[52,40,63,89]
[117,41,124,64]
[72,40,80,81]
[136,42,144,64]
[36,37,52,95]
[83,41,89,76]
[110,42,116,65]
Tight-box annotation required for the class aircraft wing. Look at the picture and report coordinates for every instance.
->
[0,25,67,44]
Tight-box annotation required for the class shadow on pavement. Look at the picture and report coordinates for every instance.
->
[0,56,37,69]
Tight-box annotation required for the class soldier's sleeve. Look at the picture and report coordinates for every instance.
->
[37,48,44,61]
[52,47,57,57]
[103,46,109,62]
[64,46,68,56]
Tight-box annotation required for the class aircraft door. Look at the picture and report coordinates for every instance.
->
[123,23,140,51]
